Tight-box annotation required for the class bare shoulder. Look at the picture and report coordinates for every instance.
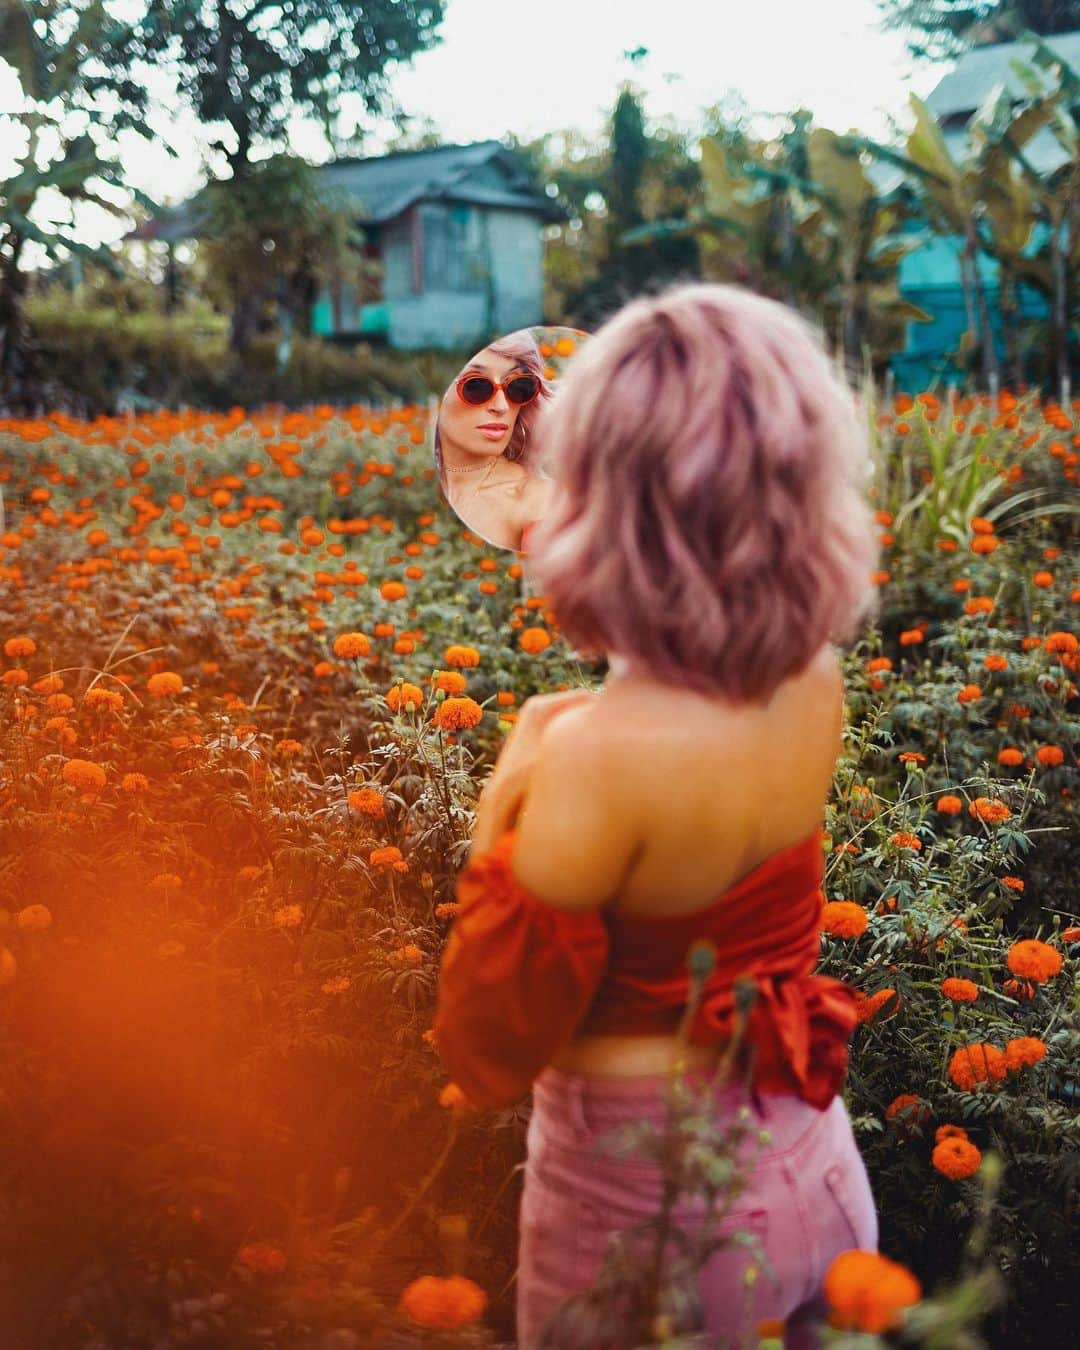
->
[517,472,559,516]
[510,699,643,911]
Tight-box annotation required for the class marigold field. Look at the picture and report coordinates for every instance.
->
[0,386,1078,1349]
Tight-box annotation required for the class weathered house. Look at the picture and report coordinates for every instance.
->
[133,140,564,351]
[878,31,1080,388]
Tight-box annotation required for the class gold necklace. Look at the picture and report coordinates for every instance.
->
[443,460,491,473]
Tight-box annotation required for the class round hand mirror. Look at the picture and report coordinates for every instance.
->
[432,325,588,553]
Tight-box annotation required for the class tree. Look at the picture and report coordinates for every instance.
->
[194,153,369,362]
[0,1,159,410]
[100,1,447,182]
[876,1,1080,63]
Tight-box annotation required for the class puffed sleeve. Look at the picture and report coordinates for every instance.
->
[433,829,610,1109]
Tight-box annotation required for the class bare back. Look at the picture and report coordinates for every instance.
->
[547,644,845,1075]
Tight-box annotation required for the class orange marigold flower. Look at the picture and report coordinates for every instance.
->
[122,772,149,792]
[438,1082,476,1112]
[348,786,386,818]
[276,738,303,754]
[1006,938,1062,983]
[389,943,424,967]
[854,988,900,1023]
[444,644,481,667]
[1000,876,1024,891]
[61,758,106,792]
[1033,571,1054,588]
[333,632,371,659]
[1044,631,1078,654]
[957,683,982,704]
[971,535,999,555]
[430,669,467,695]
[272,904,304,929]
[941,977,979,1003]
[3,636,36,659]
[963,596,995,615]
[899,629,925,645]
[1036,745,1065,767]
[933,1137,982,1180]
[824,1250,921,1334]
[890,831,922,850]
[983,653,1008,671]
[313,661,336,678]
[1004,1036,1047,1071]
[936,794,963,815]
[370,845,404,867]
[1003,977,1036,1001]
[885,1094,930,1127]
[380,580,408,601]
[386,681,424,712]
[1062,926,1080,943]
[84,687,124,712]
[399,1274,488,1329]
[433,696,484,730]
[236,1241,288,1275]
[968,797,1011,824]
[970,516,995,535]
[997,747,1024,766]
[15,904,52,932]
[147,671,184,697]
[321,976,352,994]
[948,1043,1007,1091]
[517,624,554,657]
[898,751,926,765]
[866,656,893,673]
[435,901,460,920]
[821,901,869,939]
[935,1124,968,1144]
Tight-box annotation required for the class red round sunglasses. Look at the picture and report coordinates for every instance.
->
[455,372,541,407]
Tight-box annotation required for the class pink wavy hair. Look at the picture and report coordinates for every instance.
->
[523,282,882,704]
[433,329,554,504]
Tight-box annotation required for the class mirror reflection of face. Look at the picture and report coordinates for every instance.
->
[438,346,532,461]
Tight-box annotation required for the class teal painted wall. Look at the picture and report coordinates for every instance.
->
[890,221,1054,389]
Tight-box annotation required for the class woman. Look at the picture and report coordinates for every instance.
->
[433,282,883,1348]
[434,328,560,553]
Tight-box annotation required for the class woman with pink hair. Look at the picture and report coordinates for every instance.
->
[434,282,883,1347]
[434,328,558,552]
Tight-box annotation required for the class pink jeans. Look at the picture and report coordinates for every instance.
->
[517,1064,878,1349]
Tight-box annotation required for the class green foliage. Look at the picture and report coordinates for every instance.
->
[0,384,1076,1345]
[875,0,1080,63]
[21,287,441,412]
[101,0,447,176]
[0,1,160,400]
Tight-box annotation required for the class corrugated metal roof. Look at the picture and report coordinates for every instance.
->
[131,140,562,242]
[925,29,1080,119]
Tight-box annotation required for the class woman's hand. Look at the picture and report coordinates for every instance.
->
[470,688,599,856]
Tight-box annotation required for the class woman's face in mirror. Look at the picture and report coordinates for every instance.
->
[438,345,532,462]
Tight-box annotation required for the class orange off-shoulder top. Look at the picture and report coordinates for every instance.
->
[432,826,858,1112]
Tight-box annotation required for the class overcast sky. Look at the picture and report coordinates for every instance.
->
[0,0,945,257]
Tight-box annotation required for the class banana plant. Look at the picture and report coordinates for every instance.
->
[997,32,1080,400]
[0,1,160,397]
[846,91,1041,392]
[625,117,931,382]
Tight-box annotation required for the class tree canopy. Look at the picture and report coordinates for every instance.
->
[876,0,1080,62]
[97,1,447,177]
